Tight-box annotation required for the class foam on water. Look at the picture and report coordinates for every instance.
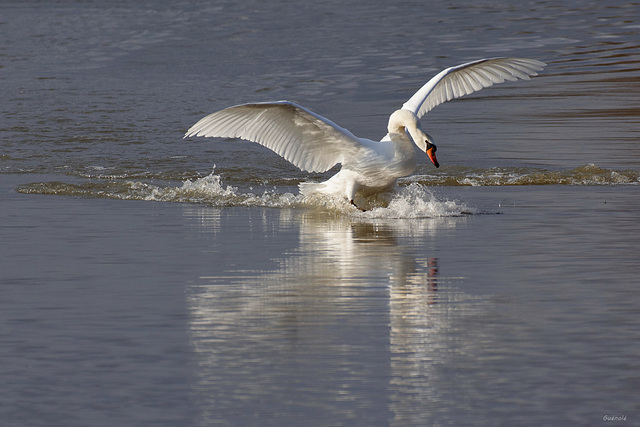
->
[15,164,636,218]
[169,172,472,218]
[17,169,472,218]
[363,184,473,219]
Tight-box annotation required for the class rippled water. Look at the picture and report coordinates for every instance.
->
[1,0,639,425]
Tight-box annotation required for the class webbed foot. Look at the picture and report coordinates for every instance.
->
[350,200,367,212]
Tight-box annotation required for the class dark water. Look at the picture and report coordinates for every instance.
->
[1,0,639,425]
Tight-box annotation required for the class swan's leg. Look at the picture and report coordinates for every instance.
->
[350,199,366,212]
[344,176,365,211]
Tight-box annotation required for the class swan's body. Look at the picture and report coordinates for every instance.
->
[185,57,545,208]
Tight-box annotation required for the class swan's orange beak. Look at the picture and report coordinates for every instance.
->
[427,147,439,168]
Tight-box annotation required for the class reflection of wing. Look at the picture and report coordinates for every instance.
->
[184,101,363,173]
[402,58,546,119]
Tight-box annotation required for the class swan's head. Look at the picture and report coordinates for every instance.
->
[389,109,439,168]
[423,133,439,168]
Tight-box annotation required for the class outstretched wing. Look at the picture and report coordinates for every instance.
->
[402,57,546,119]
[184,101,363,173]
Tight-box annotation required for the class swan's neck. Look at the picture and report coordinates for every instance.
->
[389,130,415,155]
[387,130,417,176]
[388,109,427,152]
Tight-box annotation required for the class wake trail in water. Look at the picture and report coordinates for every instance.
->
[15,163,637,218]
[16,169,472,218]
[408,163,639,186]
[137,171,473,218]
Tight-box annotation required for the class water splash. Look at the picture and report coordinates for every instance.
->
[363,184,473,219]
[15,164,637,217]
[17,169,470,218]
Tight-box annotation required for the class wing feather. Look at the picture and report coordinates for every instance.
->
[184,101,363,173]
[464,70,485,91]
[402,57,546,118]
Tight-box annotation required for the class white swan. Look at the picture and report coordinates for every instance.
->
[185,57,545,209]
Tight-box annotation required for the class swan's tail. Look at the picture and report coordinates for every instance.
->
[299,181,329,197]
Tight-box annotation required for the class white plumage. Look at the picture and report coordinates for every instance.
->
[185,57,545,209]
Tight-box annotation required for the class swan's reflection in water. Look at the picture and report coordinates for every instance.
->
[186,207,472,425]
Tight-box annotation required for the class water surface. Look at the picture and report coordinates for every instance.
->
[1,0,639,425]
